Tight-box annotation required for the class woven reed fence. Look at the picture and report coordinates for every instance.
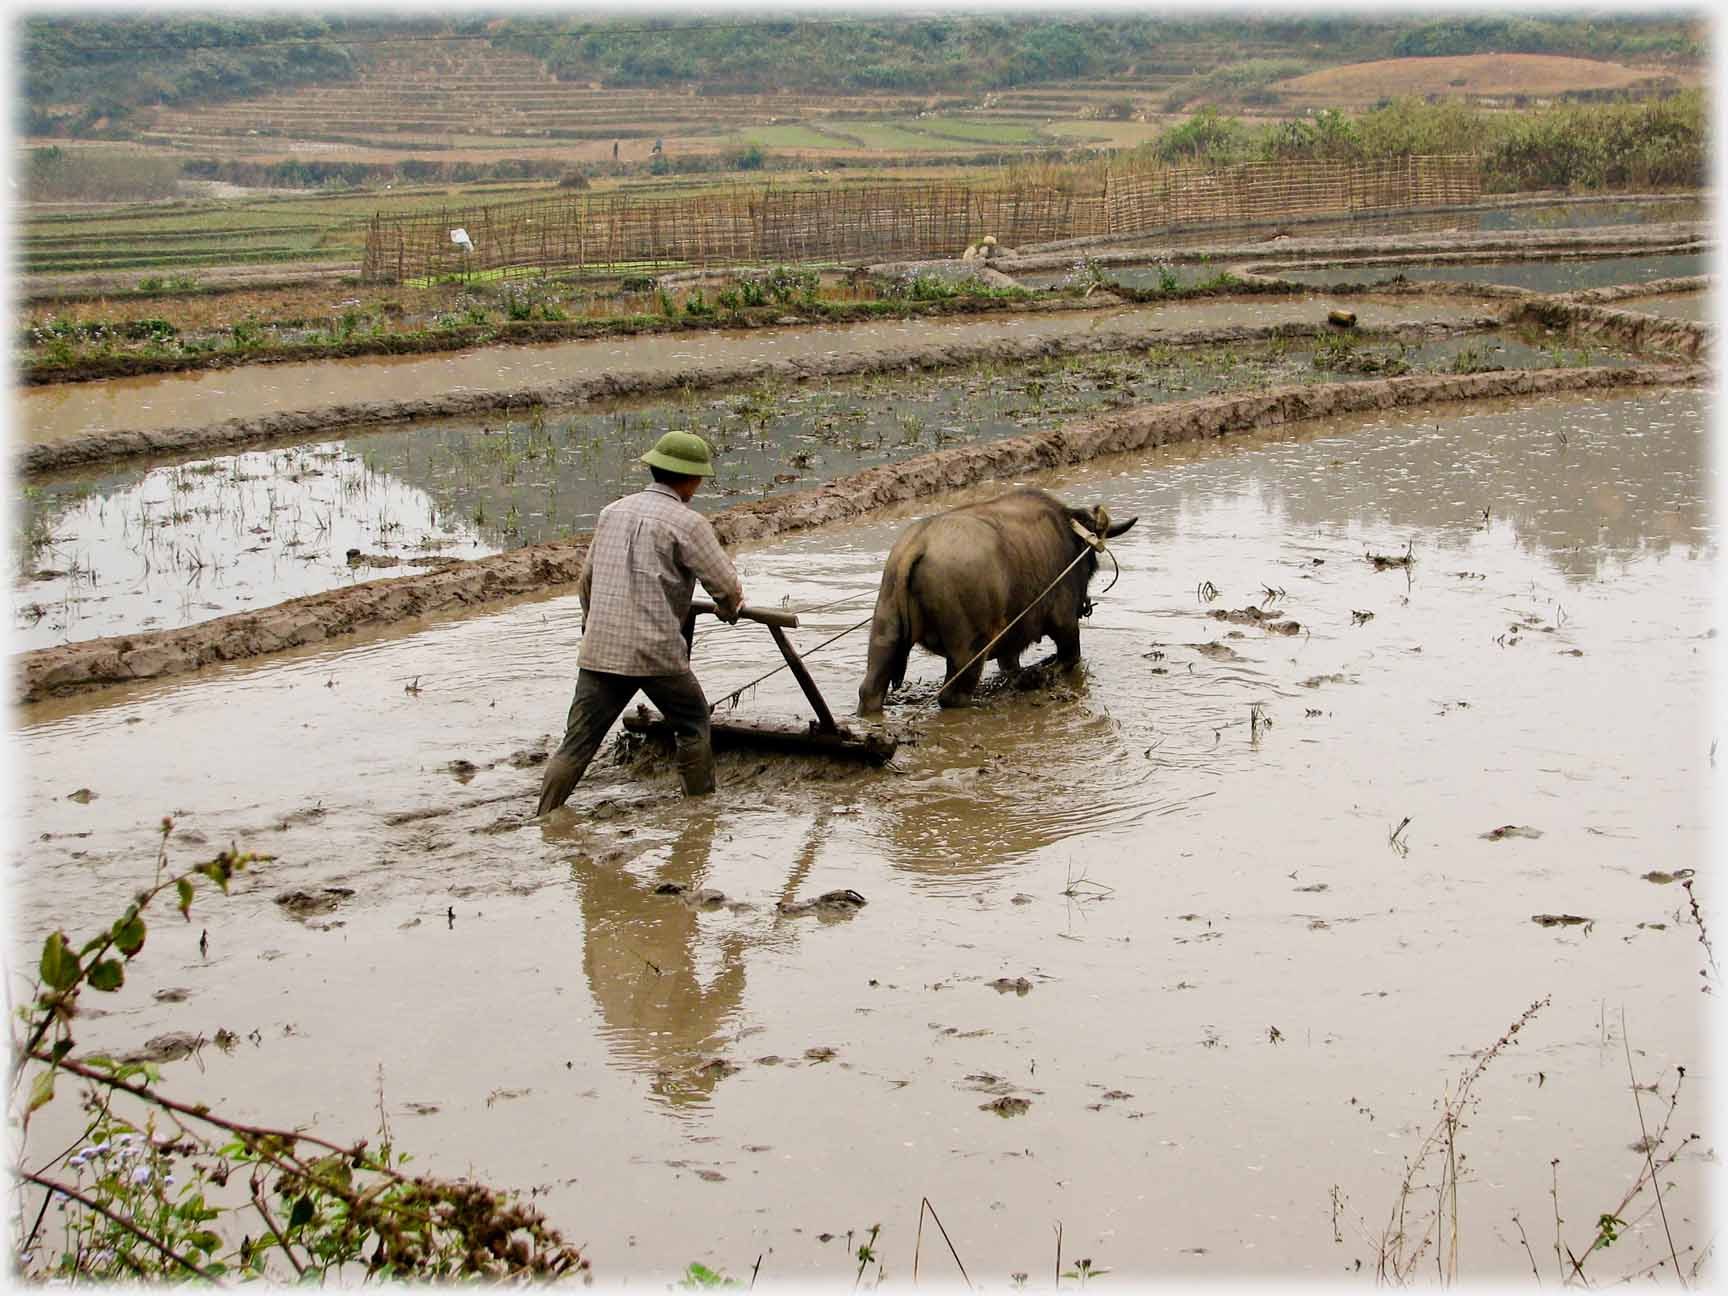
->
[362,155,1480,284]
[1104,155,1481,234]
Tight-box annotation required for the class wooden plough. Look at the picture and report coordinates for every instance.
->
[621,599,898,763]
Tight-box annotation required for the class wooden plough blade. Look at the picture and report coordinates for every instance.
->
[622,707,898,763]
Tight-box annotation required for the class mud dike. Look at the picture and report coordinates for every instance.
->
[875,219,1706,281]
[15,360,1707,705]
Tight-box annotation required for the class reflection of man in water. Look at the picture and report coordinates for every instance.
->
[570,806,836,1107]
[537,432,744,816]
[570,810,746,1107]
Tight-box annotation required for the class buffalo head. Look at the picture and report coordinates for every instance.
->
[1066,504,1138,546]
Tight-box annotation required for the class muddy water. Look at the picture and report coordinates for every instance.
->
[14,331,1628,649]
[1272,252,1709,293]
[14,386,1712,1282]
[1617,291,1714,322]
[1084,199,1709,251]
[15,296,1492,446]
[1017,263,1231,291]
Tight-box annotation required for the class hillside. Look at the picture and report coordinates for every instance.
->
[1277,53,1693,109]
[15,12,1706,190]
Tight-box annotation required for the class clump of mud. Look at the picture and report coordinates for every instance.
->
[275,886,355,918]
[778,889,868,918]
[1209,607,1302,634]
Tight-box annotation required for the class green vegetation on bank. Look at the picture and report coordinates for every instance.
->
[17,263,1350,385]
[1138,91,1707,191]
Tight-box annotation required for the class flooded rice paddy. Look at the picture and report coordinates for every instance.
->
[1017,263,1238,291]
[1270,252,1709,294]
[16,295,1493,447]
[13,328,1635,649]
[1615,291,1714,322]
[1114,198,1709,249]
[13,443,497,648]
[14,385,1712,1283]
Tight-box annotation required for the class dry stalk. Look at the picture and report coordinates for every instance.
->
[911,1196,971,1289]
[1511,1212,1541,1283]
[1563,1043,1695,1287]
[1377,996,1550,1283]
[1680,878,1717,989]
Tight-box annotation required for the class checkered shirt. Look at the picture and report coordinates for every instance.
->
[577,483,742,675]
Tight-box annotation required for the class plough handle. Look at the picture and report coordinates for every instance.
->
[690,599,800,629]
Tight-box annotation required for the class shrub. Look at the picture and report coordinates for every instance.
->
[728,143,768,171]
[23,146,182,202]
[1150,107,1253,164]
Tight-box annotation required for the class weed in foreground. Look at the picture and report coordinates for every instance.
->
[1372,996,1552,1283]
[9,821,590,1282]
[1361,992,1703,1286]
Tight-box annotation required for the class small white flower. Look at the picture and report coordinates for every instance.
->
[90,1141,111,1157]
[129,1166,152,1187]
[67,1152,88,1169]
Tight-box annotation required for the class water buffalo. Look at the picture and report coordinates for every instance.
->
[856,488,1137,714]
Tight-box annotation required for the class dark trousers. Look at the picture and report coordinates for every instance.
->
[537,668,715,816]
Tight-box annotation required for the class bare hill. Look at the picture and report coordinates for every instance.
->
[1277,53,1687,108]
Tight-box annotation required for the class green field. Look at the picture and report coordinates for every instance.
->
[738,119,1035,152]
[824,121,1002,152]
[912,116,1048,144]
[738,123,859,149]
[16,181,564,274]
[1042,120,1168,149]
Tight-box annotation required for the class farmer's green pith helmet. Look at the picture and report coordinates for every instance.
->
[641,430,715,477]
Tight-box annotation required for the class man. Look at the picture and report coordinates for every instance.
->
[537,431,744,816]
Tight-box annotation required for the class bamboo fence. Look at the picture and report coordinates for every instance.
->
[362,155,1481,284]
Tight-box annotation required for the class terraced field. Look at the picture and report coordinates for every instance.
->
[119,35,1340,170]
[15,182,564,276]
[141,47,932,156]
